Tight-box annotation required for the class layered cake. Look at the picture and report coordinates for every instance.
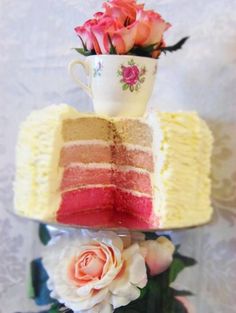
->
[14,104,213,229]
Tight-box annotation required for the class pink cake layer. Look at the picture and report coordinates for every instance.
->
[57,187,154,228]
[57,210,154,229]
[61,166,152,195]
[60,143,154,172]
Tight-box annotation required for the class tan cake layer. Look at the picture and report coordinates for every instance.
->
[112,120,153,147]
[62,117,153,147]
[63,117,112,142]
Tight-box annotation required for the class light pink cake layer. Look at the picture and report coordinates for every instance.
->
[112,145,154,172]
[61,166,152,195]
[60,143,154,172]
[60,144,112,165]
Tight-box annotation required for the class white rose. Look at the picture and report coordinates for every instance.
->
[43,230,147,313]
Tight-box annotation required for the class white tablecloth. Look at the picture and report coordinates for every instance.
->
[0,0,236,312]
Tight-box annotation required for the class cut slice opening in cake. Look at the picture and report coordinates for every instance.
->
[57,117,156,228]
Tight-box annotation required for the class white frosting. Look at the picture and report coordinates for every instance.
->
[62,185,151,198]
[63,139,152,153]
[67,162,150,175]
[14,104,78,220]
[149,111,213,228]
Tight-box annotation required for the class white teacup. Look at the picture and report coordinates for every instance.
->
[69,55,158,117]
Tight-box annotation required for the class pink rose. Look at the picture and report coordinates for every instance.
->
[122,65,140,85]
[135,9,171,46]
[43,231,147,312]
[103,0,144,25]
[140,236,175,276]
[75,19,98,51]
[91,16,137,55]
[74,0,172,58]
[89,16,119,54]
[75,0,141,54]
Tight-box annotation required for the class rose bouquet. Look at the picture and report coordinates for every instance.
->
[74,0,188,59]
[28,225,196,313]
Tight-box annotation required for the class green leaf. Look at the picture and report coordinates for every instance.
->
[78,35,87,51]
[161,37,189,53]
[171,288,194,297]
[122,84,129,90]
[147,279,161,312]
[139,77,145,83]
[49,303,73,313]
[175,252,197,267]
[48,303,60,313]
[168,258,185,284]
[39,223,51,245]
[73,48,94,56]
[139,285,148,299]
[130,85,135,92]
[175,244,181,252]
[27,267,35,299]
[139,43,159,53]
[29,258,55,306]
[144,232,159,240]
[135,84,140,91]
[51,305,69,313]
[169,252,197,283]
[108,34,117,54]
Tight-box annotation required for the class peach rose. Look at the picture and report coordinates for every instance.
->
[140,236,175,276]
[76,15,137,55]
[103,0,144,25]
[43,230,147,313]
[135,9,171,46]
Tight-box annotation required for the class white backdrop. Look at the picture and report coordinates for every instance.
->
[0,0,236,312]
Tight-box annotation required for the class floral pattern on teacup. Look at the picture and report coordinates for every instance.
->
[93,61,103,77]
[117,59,146,92]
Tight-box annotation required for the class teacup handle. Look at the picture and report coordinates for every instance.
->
[68,59,92,97]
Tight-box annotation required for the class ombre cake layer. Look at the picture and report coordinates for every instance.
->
[60,143,154,171]
[14,104,213,229]
[61,165,152,195]
[57,187,153,223]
